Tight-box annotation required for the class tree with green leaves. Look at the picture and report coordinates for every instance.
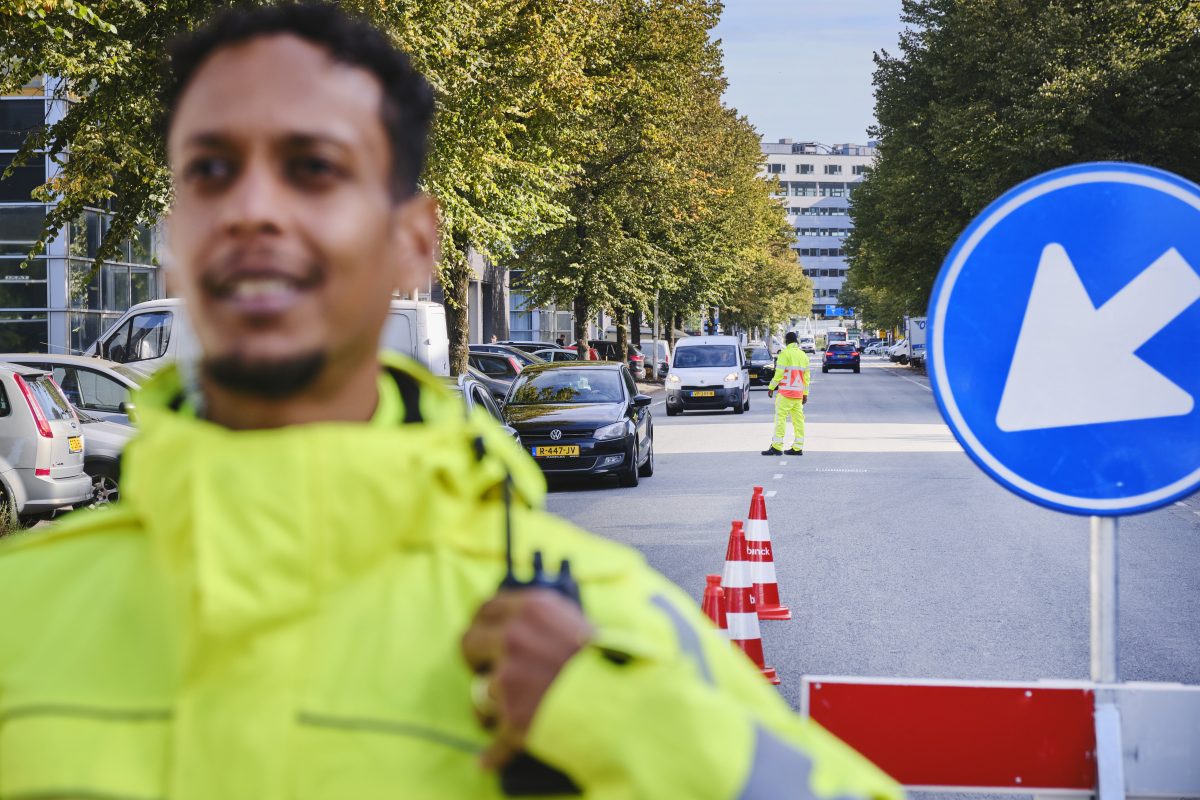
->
[514,0,793,357]
[846,0,1200,328]
[3,0,795,371]
[2,0,609,372]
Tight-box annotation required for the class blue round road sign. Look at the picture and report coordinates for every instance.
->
[929,163,1200,515]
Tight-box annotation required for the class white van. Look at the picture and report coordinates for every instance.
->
[86,298,451,376]
[664,335,750,416]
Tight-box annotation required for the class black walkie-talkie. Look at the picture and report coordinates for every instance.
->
[496,477,583,797]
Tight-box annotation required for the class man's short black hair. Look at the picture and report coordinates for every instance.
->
[161,2,434,199]
[785,331,798,344]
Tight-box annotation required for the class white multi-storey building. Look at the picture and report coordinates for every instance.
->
[759,139,877,320]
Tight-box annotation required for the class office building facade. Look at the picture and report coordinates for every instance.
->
[759,139,876,319]
[0,77,164,355]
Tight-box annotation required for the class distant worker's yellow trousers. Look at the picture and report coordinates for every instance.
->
[770,395,805,452]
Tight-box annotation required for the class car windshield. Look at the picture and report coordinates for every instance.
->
[674,346,737,368]
[508,369,624,405]
[745,348,770,360]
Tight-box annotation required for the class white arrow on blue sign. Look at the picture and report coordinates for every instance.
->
[929,162,1200,515]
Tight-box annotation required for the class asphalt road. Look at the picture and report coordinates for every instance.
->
[546,355,1200,710]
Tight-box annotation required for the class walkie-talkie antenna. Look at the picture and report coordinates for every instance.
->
[502,474,516,585]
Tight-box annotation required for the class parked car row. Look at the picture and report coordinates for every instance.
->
[0,304,671,512]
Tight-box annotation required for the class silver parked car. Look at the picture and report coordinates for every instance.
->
[0,353,149,425]
[0,365,92,525]
[74,410,136,505]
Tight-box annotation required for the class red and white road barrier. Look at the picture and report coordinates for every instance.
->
[721,521,779,684]
[801,676,1200,798]
[746,485,791,620]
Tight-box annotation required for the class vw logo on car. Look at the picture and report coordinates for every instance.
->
[550,429,563,440]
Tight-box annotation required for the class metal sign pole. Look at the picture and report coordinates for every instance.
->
[1089,516,1119,683]
[1090,515,1125,800]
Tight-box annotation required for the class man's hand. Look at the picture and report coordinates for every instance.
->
[461,589,594,770]
[767,390,774,398]
[802,394,808,405]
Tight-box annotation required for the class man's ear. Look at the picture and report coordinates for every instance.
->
[389,193,439,293]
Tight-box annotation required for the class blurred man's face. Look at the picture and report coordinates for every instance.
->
[167,34,433,395]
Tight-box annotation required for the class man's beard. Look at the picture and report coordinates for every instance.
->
[202,351,327,399]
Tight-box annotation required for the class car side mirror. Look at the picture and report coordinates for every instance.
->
[633,394,652,409]
[503,424,520,442]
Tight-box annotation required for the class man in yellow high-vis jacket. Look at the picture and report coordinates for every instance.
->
[0,6,901,799]
[763,331,811,455]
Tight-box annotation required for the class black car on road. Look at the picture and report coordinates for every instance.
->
[502,362,654,488]
[743,345,775,386]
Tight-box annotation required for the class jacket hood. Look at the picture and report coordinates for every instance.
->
[120,353,547,640]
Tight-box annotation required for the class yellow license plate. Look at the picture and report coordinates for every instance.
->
[68,436,82,453]
[691,390,715,397]
[533,445,580,457]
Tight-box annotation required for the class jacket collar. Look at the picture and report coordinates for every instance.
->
[120,354,545,639]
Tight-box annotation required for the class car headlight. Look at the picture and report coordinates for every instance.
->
[724,372,740,382]
[595,420,630,440]
[667,374,680,384]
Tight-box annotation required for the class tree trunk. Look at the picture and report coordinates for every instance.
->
[665,310,675,352]
[615,311,628,363]
[443,260,471,376]
[573,294,589,358]
[629,310,642,347]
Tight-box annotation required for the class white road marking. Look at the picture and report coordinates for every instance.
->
[888,371,931,390]
[773,473,783,480]
[764,490,777,498]
[654,421,962,454]
[779,460,789,466]
[1177,501,1191,508]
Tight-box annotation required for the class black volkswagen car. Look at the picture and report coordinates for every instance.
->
[743,345,775,386]
[502,362,654,487]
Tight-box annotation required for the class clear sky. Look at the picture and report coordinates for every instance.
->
[713,0,905,146]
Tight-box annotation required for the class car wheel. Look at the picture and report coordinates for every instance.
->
[638,435,655,477]
[822,366,829,373]
[0,483,17,534]
[853,365,860,374]
[666,405,680,417]
[619,442,640,487]
[733,398,744,414]
[743,395,750,411]
[88,461,120,506]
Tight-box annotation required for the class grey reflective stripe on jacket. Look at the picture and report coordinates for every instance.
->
[651,594,713,685]
[740,725,865,800]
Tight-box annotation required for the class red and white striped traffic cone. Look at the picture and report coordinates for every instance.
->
[747,486,791,621]
[700,574,728,638]
[721,521,780,684]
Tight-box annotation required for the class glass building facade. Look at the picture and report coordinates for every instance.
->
[0,77,164,355]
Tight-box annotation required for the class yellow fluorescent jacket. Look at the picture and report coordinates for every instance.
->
[0,354,900,800]
[769,343,811,399]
